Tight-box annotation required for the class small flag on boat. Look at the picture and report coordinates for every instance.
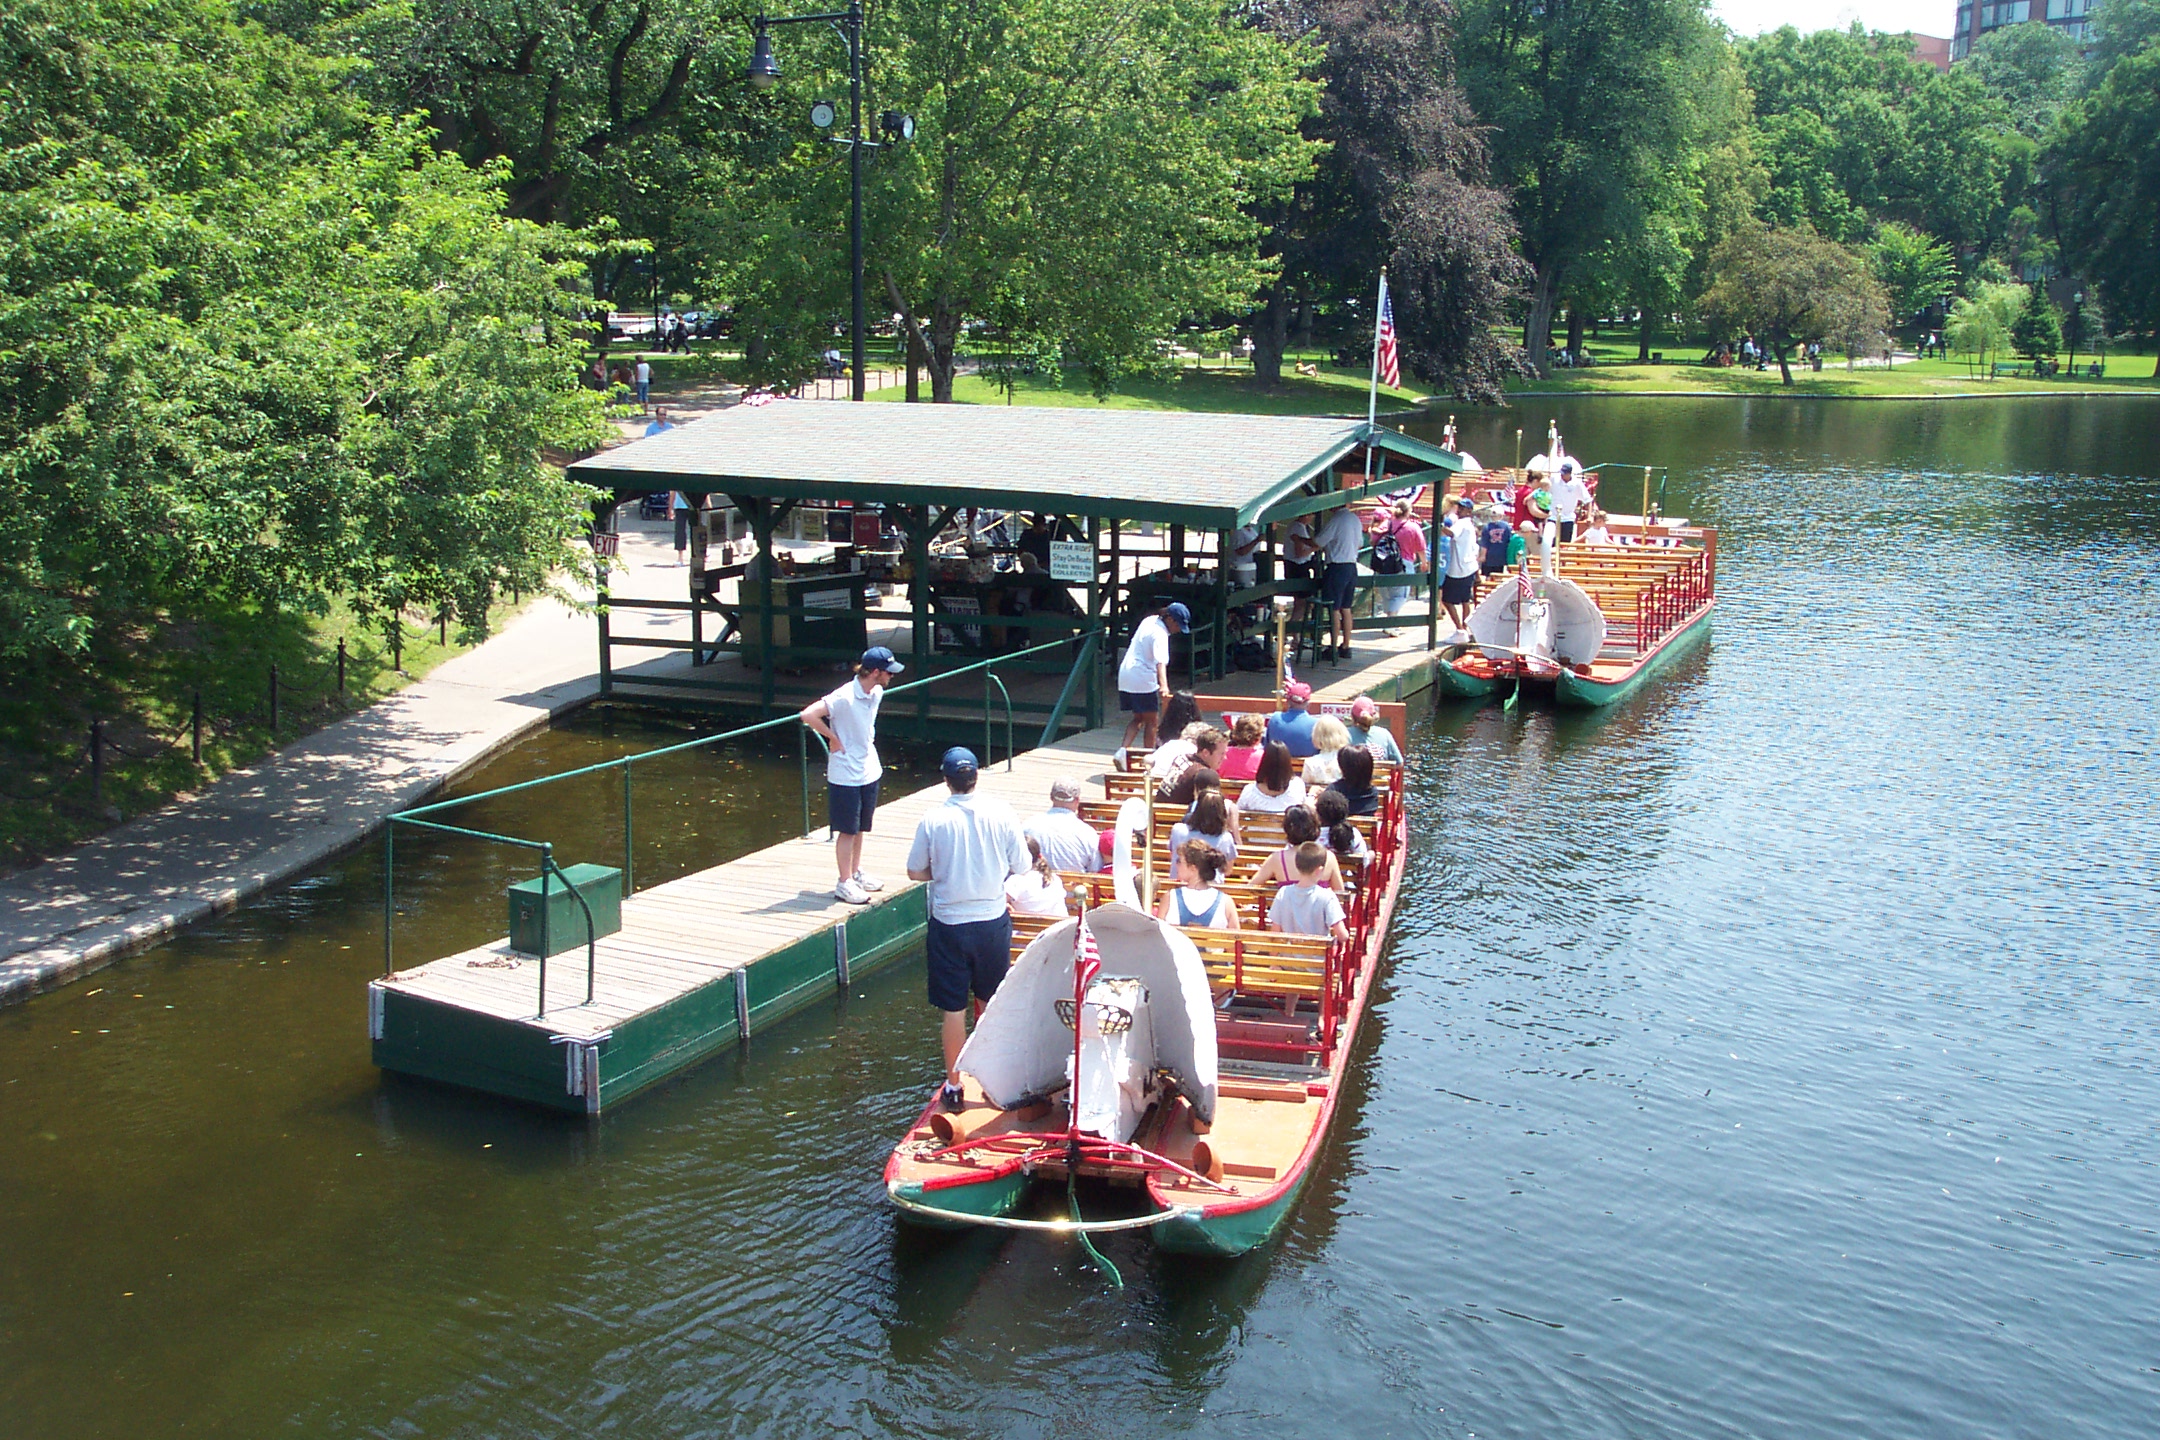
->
[1077,918,1101,990]
[1375,281,1400,390]
[1516,568,1536,604]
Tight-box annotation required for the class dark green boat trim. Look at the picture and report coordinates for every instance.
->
[1150,1178,1307,1256]
[1555,608,1714,708]
[888,1171,1033,1230]
[1436,652,1502,699]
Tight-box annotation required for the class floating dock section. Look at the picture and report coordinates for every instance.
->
[370,647,1442,1115]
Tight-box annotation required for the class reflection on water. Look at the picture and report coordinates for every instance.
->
[3,397,2159,1438]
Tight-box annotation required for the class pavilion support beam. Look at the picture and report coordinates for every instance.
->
[592,497,615,697]
[1085,515,1103,730]
[1213,529,1230,681]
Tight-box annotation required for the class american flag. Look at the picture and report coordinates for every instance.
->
[1376,279,1400,389]
[1076,917,1101,990]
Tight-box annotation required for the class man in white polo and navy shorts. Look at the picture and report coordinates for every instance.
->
[800,646,903,905]
[906,747,1030,1110]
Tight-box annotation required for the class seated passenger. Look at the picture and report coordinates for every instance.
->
[1328,745,1380,817]
[1005,836,1070,917]
[1147,718,1211,785]
[1217,714,1265,782]
[1345,696,1402,765]
[1167,790,1238,874]
[1264,680,1319,757]
[1024,776,1104,874]
[1156,839,1240,931]
[1250,804,1344,891]
[1157,728,1226,803]
[1315,787,1369,859]
[1266,842,1349,941]
[1301,716,1351,787]
[1237,741,1308,815]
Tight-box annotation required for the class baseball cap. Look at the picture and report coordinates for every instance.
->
[1164,602,1192,629]
[1050,776,1083,803]
[1284,680,1313,703]
[941,747,979,778]
[859,646,904,674]
[1350,695,1380,721]
[1452,495,1476,511]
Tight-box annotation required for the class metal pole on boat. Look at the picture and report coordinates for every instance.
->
[1272,598,1289,698]
[1641,466,1652,540]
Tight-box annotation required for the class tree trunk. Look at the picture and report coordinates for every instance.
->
[1637,306,1653,362]
[1252,286,1290,386]
[1774,341,1794,386]
[1295,297,1314,350]
[1565,307,1585,363]
[1524,262,1560,376]
[927,294,963,403]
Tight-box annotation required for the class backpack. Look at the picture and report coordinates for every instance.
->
[1370,522,1404,573]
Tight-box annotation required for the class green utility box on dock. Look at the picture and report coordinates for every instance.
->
[508,864,622,956]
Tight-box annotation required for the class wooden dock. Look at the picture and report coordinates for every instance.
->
[369,635,1445,1114]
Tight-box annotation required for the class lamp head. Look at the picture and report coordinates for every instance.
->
[746,25,781,89]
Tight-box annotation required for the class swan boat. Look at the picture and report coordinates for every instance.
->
[883,775,1407,1258]
[1438,521,1716,707]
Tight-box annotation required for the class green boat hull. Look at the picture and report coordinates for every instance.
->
[1149,1177,1306,1257]
[1436,654,1502,699]
[1556,609,1713,708]
[889,1170,1032,1231]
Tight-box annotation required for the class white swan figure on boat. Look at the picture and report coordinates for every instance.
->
[954,796,1218,1140]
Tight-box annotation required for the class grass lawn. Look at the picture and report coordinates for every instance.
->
[1509,338,2160,397]
[0,594,525,872]
[868,361,1425,415]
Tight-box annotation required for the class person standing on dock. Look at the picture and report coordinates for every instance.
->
[801,647,904,906]
[1442,496,1481,640]
[1117,602,1189,751]
[907,748,1032,1110]
[1316,502,1365,662]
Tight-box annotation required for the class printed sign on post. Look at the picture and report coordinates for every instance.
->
[1048,540,1093,584]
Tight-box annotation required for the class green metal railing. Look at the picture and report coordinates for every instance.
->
[380,631,1105,1015]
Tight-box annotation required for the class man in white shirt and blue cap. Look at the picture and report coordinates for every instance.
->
[801,646,904,904]
[907,747,1031,1109]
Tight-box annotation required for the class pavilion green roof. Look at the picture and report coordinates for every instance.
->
[566,403,1462,528]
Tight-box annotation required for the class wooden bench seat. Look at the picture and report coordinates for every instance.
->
[1005,911,1333,1001]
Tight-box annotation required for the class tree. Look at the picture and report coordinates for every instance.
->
[1945,281,2025,375]
[1964,21,2084,139]
[714,0,1321,401]
[1868,221,1957,327]
[2087,0,2160,73]
[2049,41,2160,374]
[0,0,610,660]
[1697,223,1889,384]
[1741,25,2011,258]
[1455,0,1713,376]
[2009,285,2062,360]
[1249,0,1525,400]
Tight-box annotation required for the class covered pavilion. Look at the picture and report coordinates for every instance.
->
[567,404,1463,733]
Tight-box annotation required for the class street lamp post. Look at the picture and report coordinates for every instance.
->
[749,4,873,401]
[2069,289,2084,379]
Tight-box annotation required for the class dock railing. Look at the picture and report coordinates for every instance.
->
[381,630,1105,1015]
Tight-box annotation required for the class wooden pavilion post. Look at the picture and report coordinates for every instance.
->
[903,504,933,728]
[688,491,707,667]
[1085,514,1103,730]
[1212,528,1230,680]
[593,496,614,697]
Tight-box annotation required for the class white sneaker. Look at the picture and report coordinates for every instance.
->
[853,870,885,892]
[834,878,870,905]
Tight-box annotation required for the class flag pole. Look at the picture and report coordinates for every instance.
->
[1365,270,1387,481]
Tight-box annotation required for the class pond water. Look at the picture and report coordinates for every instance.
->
[2,395,2156,1438]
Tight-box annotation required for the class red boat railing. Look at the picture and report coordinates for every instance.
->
[1632,545,1714,654]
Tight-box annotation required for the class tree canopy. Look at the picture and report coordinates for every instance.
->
[1698,224,1889,383]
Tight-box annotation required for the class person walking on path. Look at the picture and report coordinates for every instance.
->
[1442,495,1481,640]
[907,747,1031,1109]
[1316,502,1365,662]
[669,489,695,564]
[1117,602,1189,751]
[634,356,653,407]
[801,647,904,905]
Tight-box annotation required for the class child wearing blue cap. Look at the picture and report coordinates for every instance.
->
[802,646,904,904]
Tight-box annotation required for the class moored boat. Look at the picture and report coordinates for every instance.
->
[885,765,1408,1258]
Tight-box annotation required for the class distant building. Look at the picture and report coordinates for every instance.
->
[1952,0,2100,60]
[1911,33,1954,69]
